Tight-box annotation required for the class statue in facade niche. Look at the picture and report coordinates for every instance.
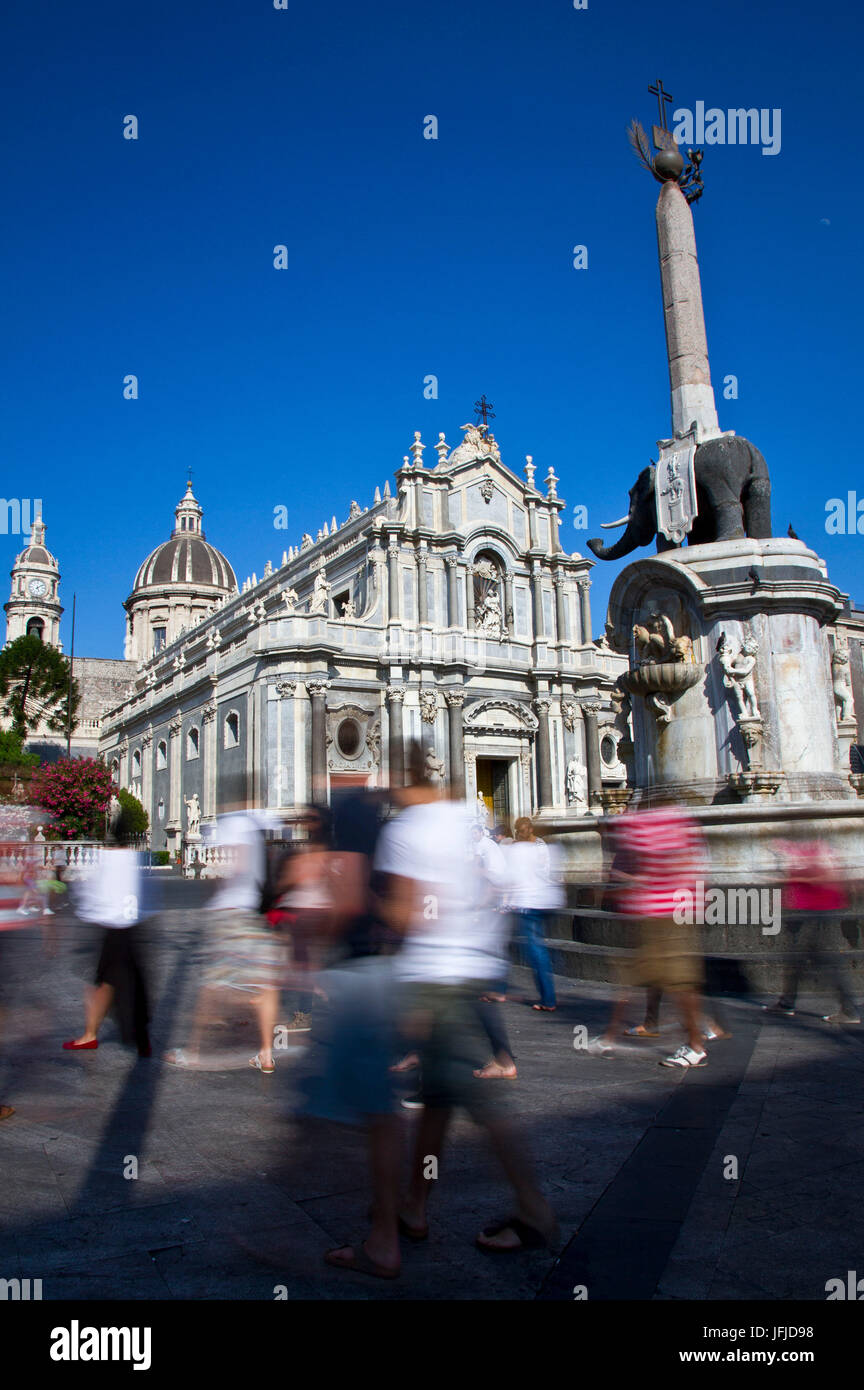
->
[424,747,445,784]
[282,586,299,613]
[566,758,588,809]
[717,631,760,720]
[832,647,854,722]
[184,793,201,837]
[341,598,356,619]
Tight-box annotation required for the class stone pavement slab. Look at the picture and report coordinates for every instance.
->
[1,900,862,1301]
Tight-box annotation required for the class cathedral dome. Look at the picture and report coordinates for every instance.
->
[129,483,236,595]
[124,483,237,664]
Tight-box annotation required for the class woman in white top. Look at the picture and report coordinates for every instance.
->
[504,818,564,1011]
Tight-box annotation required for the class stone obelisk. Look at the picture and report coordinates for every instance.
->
[656,176,720,442]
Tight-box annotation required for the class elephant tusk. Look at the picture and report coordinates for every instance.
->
[599,515,631,530]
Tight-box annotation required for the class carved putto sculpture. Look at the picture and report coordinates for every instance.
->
[282,586,299,613]
[633,612,693,664]
[419,689,437,724]
[340,598,356,619]
[717,631,761,720]
[833,647,854,722]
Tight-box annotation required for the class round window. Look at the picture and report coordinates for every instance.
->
[337,718,362,758]
[600,734,617,766]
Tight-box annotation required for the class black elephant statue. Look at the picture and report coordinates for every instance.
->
[587,435,771,561]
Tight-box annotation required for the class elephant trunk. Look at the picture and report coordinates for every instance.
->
[587,516,646,561]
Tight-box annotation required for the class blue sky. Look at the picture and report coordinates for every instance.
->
[2,0,862,657]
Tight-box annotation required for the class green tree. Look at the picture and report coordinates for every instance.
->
[116,787,148,839]
[0,728,39,767]
[0,634,80,739]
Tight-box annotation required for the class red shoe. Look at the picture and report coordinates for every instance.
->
[62,1039,98,1050]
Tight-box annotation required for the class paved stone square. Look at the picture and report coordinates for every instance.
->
[2,883,863,1301]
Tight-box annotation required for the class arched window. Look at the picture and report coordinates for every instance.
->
[157,797,165,822]
[132,749,142,779]
[156,739,168,770]
[187,726,200,760]
[26,617,44,640]
[110,759,119,780]
[224,711,240,748]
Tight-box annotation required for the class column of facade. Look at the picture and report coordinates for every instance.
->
[274,680,296,809]
[168,710,183,833]
[504,571,515,633]
[387,684,406,787]
[416,546,429,624]
[533,696,554,811]
[387,539,401,623]
[201,702,217,820]
[307,678,330,803]
[465,562,475,631]
[117,740,129,790]
[445,555,460,628]
[577,578,592,645]
[554,573,569,644]
[141,729,153,827]
[582,702,603,810]
[531,563,545,640]
[446,691,465,795]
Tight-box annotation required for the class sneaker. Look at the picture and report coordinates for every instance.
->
[822,1011,861,1024]
[702,1027,732,1041]
[762,1002,795,1017]
[659,1045,707,1068]
[585,1036,615,1057]
[287,1011,312,1032]
[401,1093,425,1110]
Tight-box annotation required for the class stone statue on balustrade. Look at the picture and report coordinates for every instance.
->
[309,569,331,616]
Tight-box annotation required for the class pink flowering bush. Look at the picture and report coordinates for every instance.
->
[30,757,116,841]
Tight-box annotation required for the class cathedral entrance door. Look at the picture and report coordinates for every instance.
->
[476,758,510,826]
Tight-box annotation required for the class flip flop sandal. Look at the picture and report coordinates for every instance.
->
[624,1025,660,1037]
[476,1217,550,1253]
[249,1053,275,1073]
[324,1244,400,1279]
[473,1062,518,1079]
[0,1105,15,1121]
[163,1049,204,1069]
[398,1214,429,1242]
[532,1004,556,1012]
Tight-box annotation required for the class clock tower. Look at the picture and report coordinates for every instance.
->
[4,516,63,648]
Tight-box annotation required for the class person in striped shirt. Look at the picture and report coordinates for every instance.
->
[591,803,708,1068]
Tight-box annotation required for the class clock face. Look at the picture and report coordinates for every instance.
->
[28,578,47,598]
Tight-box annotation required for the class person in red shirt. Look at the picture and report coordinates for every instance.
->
[764,839,859,1023]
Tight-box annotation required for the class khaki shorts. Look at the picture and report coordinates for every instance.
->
[619,917,704,993]
[400,980,507,1118]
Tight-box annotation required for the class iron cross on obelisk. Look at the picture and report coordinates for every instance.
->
[648,78,676,151]
[474,395,495,430]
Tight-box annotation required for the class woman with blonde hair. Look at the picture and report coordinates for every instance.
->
[505,817,563,1012]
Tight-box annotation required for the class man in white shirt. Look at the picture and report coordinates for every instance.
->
[324,745,557,1278]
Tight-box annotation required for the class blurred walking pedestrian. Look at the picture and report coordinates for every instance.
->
[504,818,564,1011]
[62,833,152,1056]
[590,803,708,1068]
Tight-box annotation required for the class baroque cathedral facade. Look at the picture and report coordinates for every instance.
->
[100,420,632,850]
[6,419,637,849]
